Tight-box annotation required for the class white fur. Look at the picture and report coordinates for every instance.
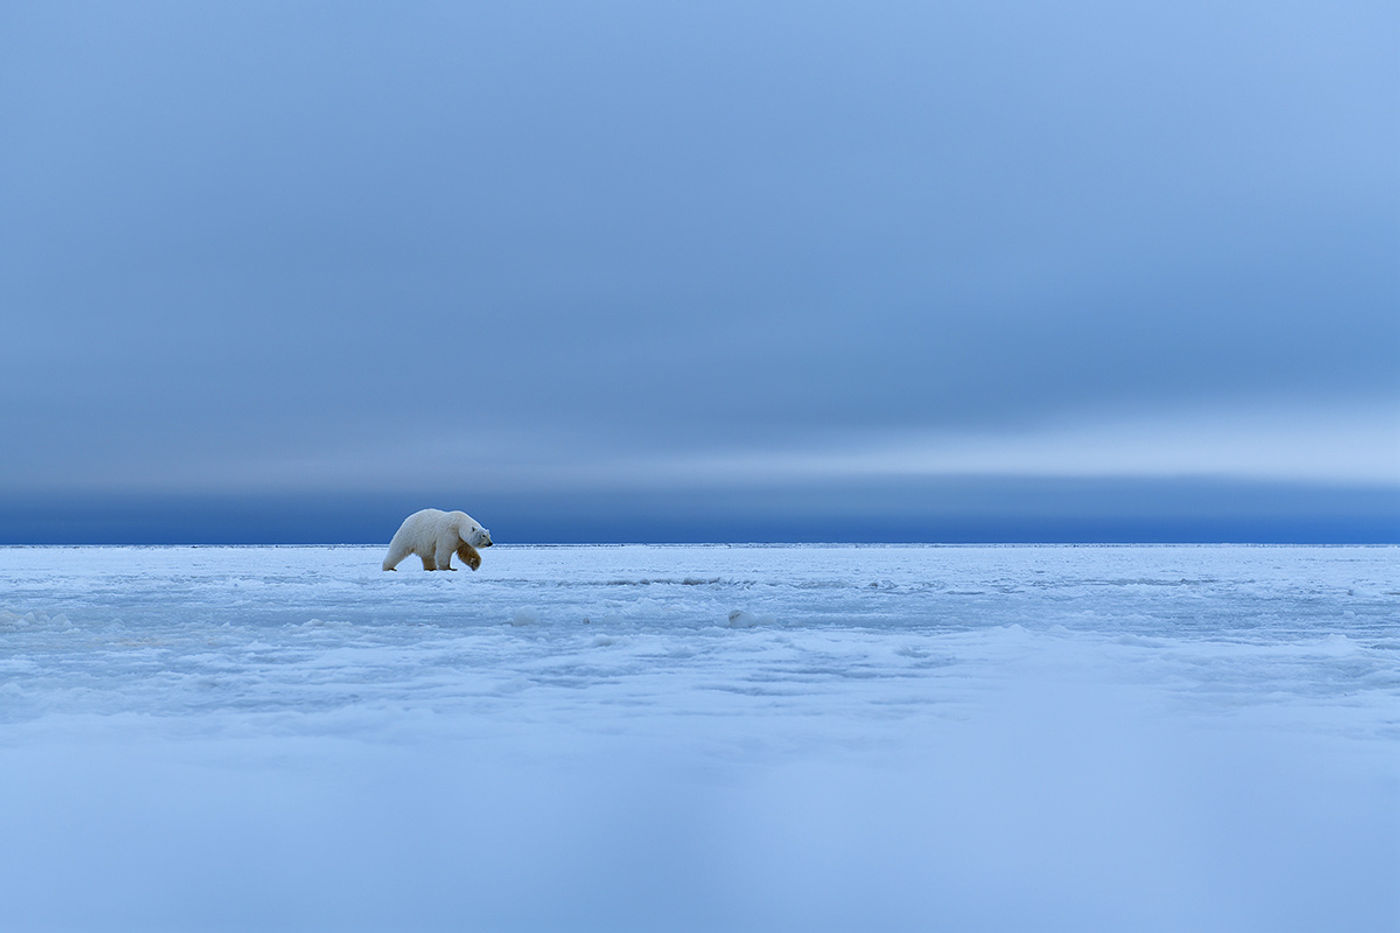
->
[382,508,493,571]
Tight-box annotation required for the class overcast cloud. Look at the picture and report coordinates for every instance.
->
[1,0,1396,540]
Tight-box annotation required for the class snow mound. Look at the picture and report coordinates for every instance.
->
[727,609,776,628]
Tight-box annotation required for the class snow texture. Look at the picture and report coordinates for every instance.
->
[0,544,1396,932]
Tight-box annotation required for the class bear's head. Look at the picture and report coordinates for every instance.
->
[460,517,493,549]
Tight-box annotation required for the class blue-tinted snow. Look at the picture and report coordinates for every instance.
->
[1,545,1396,932]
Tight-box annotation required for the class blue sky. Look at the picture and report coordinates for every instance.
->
[1,1,1396,543]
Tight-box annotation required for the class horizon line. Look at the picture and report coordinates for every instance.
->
[2,540,1395,548]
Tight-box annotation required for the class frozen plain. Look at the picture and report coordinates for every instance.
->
[0,544,1396,932]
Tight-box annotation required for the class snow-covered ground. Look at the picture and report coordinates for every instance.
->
[1,544,1395,931]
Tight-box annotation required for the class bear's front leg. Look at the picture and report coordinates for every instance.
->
[456,542,482,571]
[433,541,459,571]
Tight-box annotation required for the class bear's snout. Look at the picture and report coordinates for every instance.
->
[480,533,493,547]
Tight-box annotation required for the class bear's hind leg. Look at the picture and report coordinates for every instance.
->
[382,542,412,571]
[420,554,437,571]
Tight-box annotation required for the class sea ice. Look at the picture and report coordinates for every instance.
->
[0,544,1394,932]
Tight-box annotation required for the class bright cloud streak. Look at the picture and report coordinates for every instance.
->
[670,404,1399,486]
[29,400,1393,496]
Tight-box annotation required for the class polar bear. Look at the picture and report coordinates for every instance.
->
[382,508,493,571]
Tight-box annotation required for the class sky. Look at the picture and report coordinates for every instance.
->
[1,0,1397,543]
